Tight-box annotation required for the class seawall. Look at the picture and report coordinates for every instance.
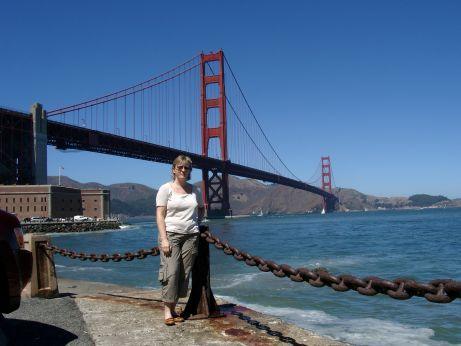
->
[22,220,121,234]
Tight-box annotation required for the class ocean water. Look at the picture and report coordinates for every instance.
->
[51,208,461,345]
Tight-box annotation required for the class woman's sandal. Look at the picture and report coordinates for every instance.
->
[172,313,184,323]
[164,317,175,326]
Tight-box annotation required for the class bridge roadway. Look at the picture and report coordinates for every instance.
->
[48,120,337,201]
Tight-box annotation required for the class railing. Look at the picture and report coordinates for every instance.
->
[30,226,460,305]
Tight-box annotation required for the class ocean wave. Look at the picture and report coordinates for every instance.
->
[302,255,373,269]
[119,225,133,229]
[216,296,448,346]
[55,264,113,272]
[212,273,261,289]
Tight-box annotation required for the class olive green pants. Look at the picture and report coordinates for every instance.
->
[158,232,199,303]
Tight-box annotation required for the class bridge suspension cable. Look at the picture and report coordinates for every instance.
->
[47,55,203,155]
[221,55,301,180]
[202,62,281,176]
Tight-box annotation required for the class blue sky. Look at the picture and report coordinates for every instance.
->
[1,1,460,197]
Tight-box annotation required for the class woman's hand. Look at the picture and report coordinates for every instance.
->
[160,238,171,257]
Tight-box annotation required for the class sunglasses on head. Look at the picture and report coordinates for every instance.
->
[176,165,191,171]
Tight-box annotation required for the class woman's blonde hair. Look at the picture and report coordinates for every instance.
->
[172,155,193,181]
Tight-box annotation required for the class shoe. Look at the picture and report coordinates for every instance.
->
[164,317,175,326]
[172,313,184,322]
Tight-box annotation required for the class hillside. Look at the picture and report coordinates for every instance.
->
[47,176,458,217]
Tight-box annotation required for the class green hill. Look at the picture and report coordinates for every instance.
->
[408,194,449,207]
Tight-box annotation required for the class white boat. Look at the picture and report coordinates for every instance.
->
[321,208,326,215]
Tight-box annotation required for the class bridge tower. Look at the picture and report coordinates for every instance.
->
[200,51,230,218]
[321,156,336,212]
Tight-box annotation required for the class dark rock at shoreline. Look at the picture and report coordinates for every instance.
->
[22,221,121,234]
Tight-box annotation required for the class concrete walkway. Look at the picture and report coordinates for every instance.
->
[2,279,346,345]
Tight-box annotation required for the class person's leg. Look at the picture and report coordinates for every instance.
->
[178,233,199,299]
[159,233,182,320]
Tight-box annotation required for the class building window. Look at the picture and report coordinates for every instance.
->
[44,197,46,202]
[27,206,29,212]
[5,198,7,203]
[34,206,36,212]
[94,208,97,211]
[13,198,15,203]
[44,206,47,211]
[20,198,22,203]
[34,197,36,202]
[20,206,22,212]
[5,206,8,212]
[27,197,29,203]
[94,199,97,202]
[41,206,43,211]
[13,206,15,212]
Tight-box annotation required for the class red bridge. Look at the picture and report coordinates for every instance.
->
[0,51,338,217]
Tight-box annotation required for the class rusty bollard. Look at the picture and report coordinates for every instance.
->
[183,225,224,319]
[23,234,59,298]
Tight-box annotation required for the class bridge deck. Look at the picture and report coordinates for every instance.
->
[47,120,337,200]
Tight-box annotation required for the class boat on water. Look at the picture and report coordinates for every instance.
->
[321,208,326,215]
[251,209,264,217]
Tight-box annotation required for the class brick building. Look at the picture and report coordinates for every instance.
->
[81,189,110,220]
[0,185,110,221]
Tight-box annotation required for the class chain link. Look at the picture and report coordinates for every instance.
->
[39,243,160,262]
[202,230,461,304]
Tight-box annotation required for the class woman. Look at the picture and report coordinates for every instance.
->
[156,155,205,326]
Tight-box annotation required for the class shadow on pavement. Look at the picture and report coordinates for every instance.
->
[0,317,78,346]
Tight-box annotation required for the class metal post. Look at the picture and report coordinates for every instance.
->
[183,225,223,319]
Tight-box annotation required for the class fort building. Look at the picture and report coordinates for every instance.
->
[0,185,110,221]
[81,189,110,220]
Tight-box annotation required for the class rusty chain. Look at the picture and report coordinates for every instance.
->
[39,243,160,262]
[39,229,461,303]
[202,230,461,304]
[231,311,305,345]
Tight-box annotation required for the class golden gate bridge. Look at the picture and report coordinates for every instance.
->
[1,50,338,217]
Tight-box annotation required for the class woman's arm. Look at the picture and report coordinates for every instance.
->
[156,206,171,256]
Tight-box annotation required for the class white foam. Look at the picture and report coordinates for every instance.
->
[216,296,448,346]
[55,264,113,272]
[49,227,123,237]
[303,255,371,268]
[212,272,260,289]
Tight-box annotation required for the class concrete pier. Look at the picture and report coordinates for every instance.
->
[1,279,346,345]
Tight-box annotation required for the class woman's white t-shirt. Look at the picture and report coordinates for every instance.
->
[156,182,204,234]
